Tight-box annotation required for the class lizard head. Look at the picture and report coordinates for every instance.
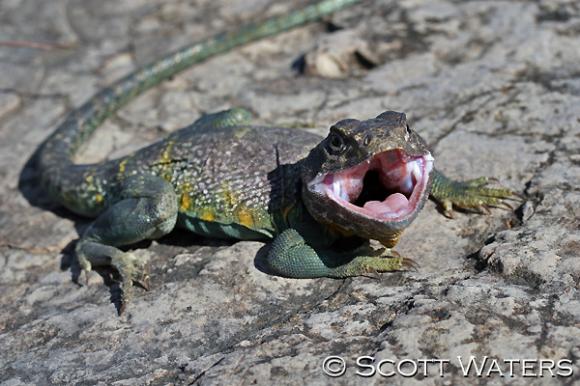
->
[301,111,434,244]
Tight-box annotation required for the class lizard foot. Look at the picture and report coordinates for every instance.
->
[437,177,521,219]
[266,228,419,279]
[348,251,419,277]
[109,252,150,315]
[75,241,150,315]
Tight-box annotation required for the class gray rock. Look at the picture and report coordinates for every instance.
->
[1,0,578,385]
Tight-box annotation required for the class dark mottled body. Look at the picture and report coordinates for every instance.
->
[99,124,321,239]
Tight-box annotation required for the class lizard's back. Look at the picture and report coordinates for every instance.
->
[98,123,322,239]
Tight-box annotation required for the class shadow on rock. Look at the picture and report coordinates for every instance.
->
[18,149,86,224]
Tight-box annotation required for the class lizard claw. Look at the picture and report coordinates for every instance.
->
[508,191,526,200]
[489,201,514,211]
[402,257,420,272]
[133,265,151,291]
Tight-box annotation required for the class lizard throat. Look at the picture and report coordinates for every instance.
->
[309,149,434,222]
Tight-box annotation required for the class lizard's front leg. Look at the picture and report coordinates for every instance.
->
[266,228,416,278]
[75,175,178,313]
[430,168,519,218]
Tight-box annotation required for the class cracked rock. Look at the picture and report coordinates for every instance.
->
[0,0,579,385]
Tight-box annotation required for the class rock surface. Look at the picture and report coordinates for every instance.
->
[1,0,579,385]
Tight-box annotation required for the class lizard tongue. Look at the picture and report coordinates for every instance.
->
[363,193,409,216]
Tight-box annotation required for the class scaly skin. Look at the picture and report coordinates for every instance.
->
[36,0,518,314]
[430,170,515,218]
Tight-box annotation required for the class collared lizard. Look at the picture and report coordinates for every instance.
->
[36,0,517,313]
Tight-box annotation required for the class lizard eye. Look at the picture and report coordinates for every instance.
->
[327,132,345,155]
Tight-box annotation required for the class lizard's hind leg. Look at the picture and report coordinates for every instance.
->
[75,175,178,313]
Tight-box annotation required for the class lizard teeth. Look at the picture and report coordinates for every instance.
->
[399,160,422,195]
[335,179,353,201]
[333,180,342,198]
[411,160,422,181]
[398,161,415,195]
[400,174,413,194]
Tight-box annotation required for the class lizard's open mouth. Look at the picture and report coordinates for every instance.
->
[309,150,434,222]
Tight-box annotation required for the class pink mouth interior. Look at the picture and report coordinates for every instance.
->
[310,150,433,222]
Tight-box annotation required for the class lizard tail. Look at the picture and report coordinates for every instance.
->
[37,0,359,213]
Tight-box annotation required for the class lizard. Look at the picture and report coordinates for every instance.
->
[36,0,517,313]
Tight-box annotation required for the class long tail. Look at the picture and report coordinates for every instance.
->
[38,0,360,211]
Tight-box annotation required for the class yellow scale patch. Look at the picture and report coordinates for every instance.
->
[179,182,193,211]
[235,207,255,228]
[118,158,128,175]
[179,180,260,229]
[83,173,104,205]
[180,194,192,212]
[94,193,104,204]
[220,185,256,228]
[200,208,216,222]
[160,141,174,181]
